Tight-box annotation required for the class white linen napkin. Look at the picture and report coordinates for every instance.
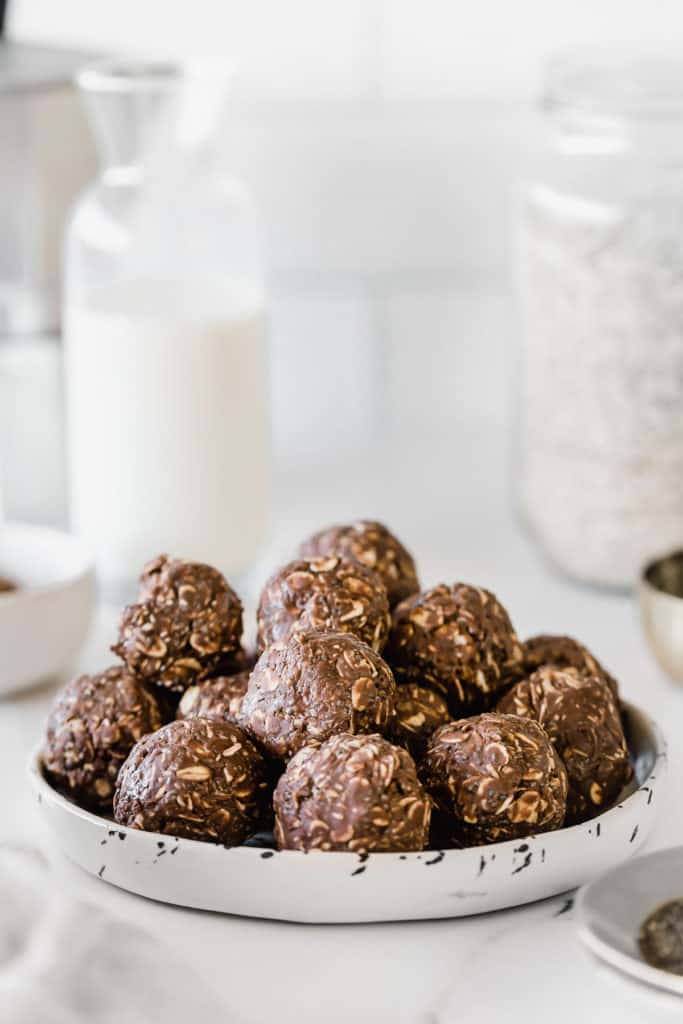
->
[0,845,229,1024]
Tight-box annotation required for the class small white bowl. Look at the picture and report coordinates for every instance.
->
[30,701,665,923]
[576,845,683,995]
[0,523,95,695]
[639,549,683,683]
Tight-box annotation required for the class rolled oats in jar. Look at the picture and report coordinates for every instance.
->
[517,52,683,586]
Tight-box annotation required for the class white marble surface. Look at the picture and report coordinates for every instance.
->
[2,434,683,1022]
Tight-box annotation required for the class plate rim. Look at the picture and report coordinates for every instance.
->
[575,845,683,996]
[28,698,667,865]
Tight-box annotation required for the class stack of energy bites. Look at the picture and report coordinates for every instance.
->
[42,520,632,855]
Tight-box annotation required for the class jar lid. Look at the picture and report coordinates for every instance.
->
[544,50,683,122]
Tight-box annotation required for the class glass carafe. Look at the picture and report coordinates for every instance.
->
[64,60,269,600]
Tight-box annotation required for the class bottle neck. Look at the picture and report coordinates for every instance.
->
[78,59,231,174]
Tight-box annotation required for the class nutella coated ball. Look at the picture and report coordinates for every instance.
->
[497,667,631,825]
[522,634,619,699]
[420,713,567,846]
[256,555,390,653]
[114,718,267,845]
[42,667,162,811]
[299,520,419,607]
[113,554,243,692]
[386,583,523,714]
[640,900,683,974]
[212,644,258,677]
[274,732,431,853]
[240,631,397,760]
[393,683,451,760]
[177,671,250,726]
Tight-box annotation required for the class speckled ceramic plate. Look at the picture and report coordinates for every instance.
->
[29,701,666,923]
[576,846,683,995]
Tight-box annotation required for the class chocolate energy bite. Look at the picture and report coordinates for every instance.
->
[420,713,567,847]
[522,634,619,699]
[386,583,523,715]
[393,683,451,760]
[274,732,431,853]
[177,671,250,726]
[497,667,631,825]
[114,718,267,845]
[640,900,683,975]
[299,520,419,607]
[256,555,390,653]
[113,554,243,692]
[240,631,397,760]
[42,667,162,811]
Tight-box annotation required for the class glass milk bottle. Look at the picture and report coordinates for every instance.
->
[64,60,269,600]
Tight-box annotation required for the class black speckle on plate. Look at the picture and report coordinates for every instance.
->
[170,846,179,855]
[478,855,486,877]
[260,850,274,859]
[630,824,639,843]
[511,852,533,875]
[100,839,107,846]
[351,865,367,877]
[514,843,529,854]
[118,832,126,840]
[98,865,106,878]
[425,851,445,866]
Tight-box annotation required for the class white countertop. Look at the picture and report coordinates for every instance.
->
[2,435,683,1023]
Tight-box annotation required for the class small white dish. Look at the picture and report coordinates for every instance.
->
[576,846,683,995]
[639,549,683,683]
[0,523,95,695]
[30,702,665,923]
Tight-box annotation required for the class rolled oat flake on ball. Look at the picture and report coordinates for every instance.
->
[393,683,451,760]
[386,583,523,714]
[240,630,397,760]
[256,555,390,653]
[496,666,631,825]
[113,554,243,692]
[522,634,619,699]
[114,717,268,846]
[299,519,419,607]
[274,732,431,853]
[419,712,568,847]
[42,666,162,811]
[177,671,250,726]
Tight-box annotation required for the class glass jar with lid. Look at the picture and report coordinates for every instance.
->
[517,51,683,588]
[64,60,269,601]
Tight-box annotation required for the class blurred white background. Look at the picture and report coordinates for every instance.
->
[4,1,683,523]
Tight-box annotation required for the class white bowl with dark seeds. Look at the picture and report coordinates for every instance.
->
[576,845,683,995]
